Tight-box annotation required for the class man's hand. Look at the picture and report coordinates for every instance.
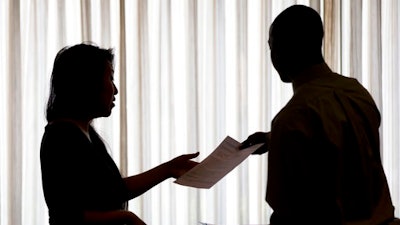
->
[239,132,271,154]
[83,210,146,225]
[123,211,147,225]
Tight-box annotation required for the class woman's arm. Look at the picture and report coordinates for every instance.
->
[84,210,146,225]
[123,152,199,199]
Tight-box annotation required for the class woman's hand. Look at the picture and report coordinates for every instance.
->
[123,152,199,199]
[166,152,200,178]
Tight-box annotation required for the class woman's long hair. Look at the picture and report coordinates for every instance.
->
[46,43,114,122]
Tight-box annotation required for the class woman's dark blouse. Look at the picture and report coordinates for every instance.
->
[40,122,130,225]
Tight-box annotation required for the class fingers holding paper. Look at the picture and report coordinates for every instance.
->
[240,131,271,154]
[166,152,200,179]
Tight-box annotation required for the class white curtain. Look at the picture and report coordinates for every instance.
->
[0,0,399,225]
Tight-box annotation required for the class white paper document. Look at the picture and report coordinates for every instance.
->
[175,136,264,189]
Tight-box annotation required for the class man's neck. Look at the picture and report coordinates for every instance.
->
[291,62,332,92]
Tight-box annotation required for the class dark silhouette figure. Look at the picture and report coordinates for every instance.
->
[240,5,395,225]
[40,43,199,225]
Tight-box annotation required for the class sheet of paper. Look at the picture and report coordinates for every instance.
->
[175,136,264,189]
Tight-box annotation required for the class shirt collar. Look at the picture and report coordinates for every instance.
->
[292,62,333,92]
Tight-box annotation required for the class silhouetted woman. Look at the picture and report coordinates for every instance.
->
[40,43,199,225]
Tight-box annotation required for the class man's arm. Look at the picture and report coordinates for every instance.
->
[84,210,146,225]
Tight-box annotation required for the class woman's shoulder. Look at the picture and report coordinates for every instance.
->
[46,119,78,129]
[41,120,89,152]
[44,120,82,137]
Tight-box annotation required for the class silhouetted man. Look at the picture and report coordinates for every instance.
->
[241,5,394,225]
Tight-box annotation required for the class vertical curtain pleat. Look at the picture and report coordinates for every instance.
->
[118,0,128,177]
[350,0,362,81]
[136,0,151,222]
[362,0,382,110]
[381,0,400,217]
[323,0,341,72]
[186,0,200,224]
[21,0,48,224]
[80,0,91,41]
[0,2,8,225]
[246,0,272,223]
[159,0,173,223]
[7,1,22,225]
[55,1,66,47]
[124,0,143,218]
[196,0,217,222]
[237,0,248,223]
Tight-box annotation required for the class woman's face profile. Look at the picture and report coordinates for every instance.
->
[93,61,118,118]
[102,62,118,116]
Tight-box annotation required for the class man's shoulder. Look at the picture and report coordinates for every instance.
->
[272,99,319,131]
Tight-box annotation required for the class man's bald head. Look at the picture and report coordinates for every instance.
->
[269,5,324,82]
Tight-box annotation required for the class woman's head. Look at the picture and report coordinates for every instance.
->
[46,43,118,122]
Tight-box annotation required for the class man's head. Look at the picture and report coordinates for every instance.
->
[269,5,324,82]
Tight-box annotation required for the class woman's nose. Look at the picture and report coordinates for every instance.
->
[113,83,118,95]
